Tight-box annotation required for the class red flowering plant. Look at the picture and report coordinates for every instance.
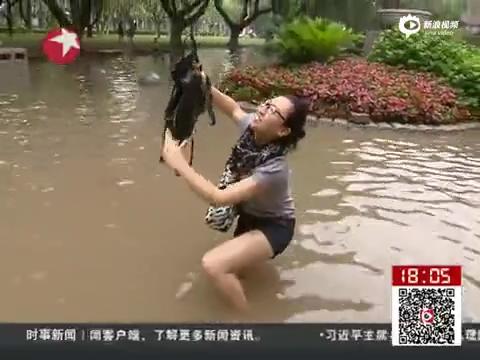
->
[218,57,473,125]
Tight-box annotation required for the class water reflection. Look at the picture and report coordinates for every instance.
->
[293,133,480,322]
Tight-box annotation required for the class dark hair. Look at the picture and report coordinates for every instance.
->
[277,95,309,151]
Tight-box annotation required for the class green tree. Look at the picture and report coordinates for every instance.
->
[19,0,32,30]
[141,0,167,38]
[41,0,104,39]
[160,0,210,56]
[1,0,19,37]
[214,0,272,49]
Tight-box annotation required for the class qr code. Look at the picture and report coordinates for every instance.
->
[391,287,462,346]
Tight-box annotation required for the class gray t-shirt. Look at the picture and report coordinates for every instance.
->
[235,113,295,219]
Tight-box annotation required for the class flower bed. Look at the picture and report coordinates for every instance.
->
[218,57,476,125]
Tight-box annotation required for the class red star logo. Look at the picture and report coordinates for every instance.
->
[42,28,81,65]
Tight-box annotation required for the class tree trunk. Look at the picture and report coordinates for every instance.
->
[19,0,33,30]
[87,24,93,37]
[169,18,185,60]
[228,25,241,50]
[73,24,85,40]
[6,15,14,37]
[65,0,91,40]
[26,0,32,29]
[6,0,14,37]
[42,0,71,27]
[38,2,46,29]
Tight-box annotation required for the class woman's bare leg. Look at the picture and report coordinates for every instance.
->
[201,230,274,311]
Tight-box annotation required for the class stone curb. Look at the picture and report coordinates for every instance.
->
[238,101,480,132]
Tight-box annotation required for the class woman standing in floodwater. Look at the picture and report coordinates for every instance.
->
[161,83,309,311]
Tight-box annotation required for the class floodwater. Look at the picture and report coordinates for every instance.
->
[0,49,479,323]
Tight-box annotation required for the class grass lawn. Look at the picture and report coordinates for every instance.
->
[0,32,266,57]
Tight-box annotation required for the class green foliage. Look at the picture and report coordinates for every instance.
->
[224,83,262,101]
[352,32,365,47]
[368,29,480,109]
[272,0,304,22]
[274,16,362,64]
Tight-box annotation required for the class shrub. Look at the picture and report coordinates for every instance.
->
[219,58,473,124]
[274,16,362,64]
[368,29,480,109]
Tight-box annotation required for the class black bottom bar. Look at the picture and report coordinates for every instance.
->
[0,323,479,357]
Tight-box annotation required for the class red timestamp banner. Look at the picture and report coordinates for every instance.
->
[392,265,462,286]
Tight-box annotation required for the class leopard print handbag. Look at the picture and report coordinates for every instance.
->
[204,167,239,232]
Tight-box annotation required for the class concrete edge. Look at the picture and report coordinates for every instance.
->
[237,101,480,132]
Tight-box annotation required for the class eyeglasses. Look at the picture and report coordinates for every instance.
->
[258,101,287,123]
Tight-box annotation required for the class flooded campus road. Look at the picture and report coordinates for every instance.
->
[0,49,479,323]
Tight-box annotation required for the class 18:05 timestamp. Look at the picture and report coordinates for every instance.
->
[392,265,462,286]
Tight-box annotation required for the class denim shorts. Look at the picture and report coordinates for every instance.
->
[233,211,296,258]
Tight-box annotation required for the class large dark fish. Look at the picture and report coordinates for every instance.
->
[159,25,216,169]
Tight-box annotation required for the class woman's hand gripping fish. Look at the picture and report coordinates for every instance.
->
[159,27,216,170]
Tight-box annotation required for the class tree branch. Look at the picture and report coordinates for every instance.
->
[80,0,92,29]
[183,0,204,16]
[243,1,271,27]
[160,0,173,17]
[254,6,272,18]
[19,0,27,23]
[185,0,209,26]
[69,0,80,26]
[7,0,19,9]
[41,0,71,26]
[213,0,233,27]
[90,0,103,26]
[31,0,40,18]
[241,0,248,22]
[179,0,188,13]
[10,0,30,29]
[254,0,259,12]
